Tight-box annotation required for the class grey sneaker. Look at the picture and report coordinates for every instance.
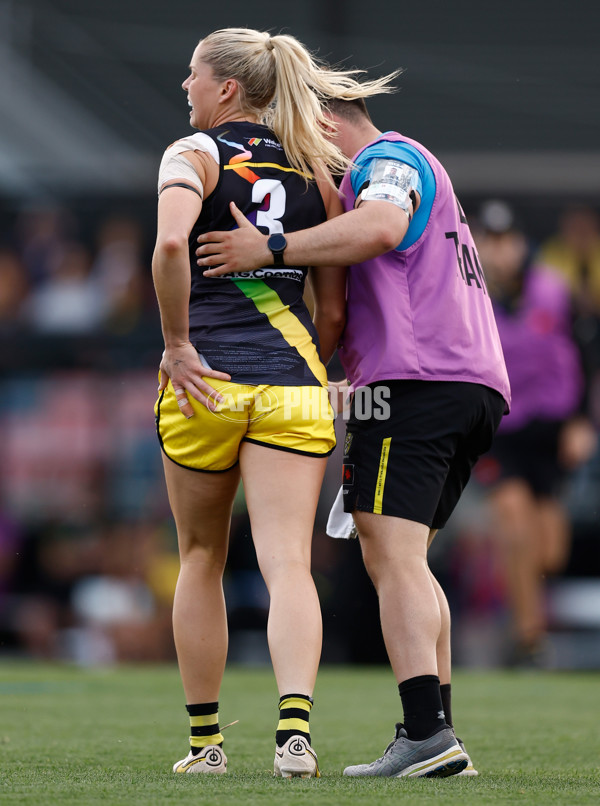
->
[343,724,468,778]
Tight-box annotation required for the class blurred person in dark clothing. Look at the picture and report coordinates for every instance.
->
[92,216,151,334]
[473,200,597,667]
[537,204,600,423]
[23,242,109,334]
[0,248,29,330]
[15,206,77,286]
[538,204,600,317]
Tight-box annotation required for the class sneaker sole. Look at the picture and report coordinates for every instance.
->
[274,743,321,778]
[456,766,479,777]
[173,760,227,774]
[400,746,469,778]
[277,769,317,779]
[275,758,321,779]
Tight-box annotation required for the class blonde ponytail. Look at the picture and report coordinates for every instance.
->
[198,28,399,180]
[267,34,398,179]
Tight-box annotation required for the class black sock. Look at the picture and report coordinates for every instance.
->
[276,693,312,747]
[440,683,453,730]
[398,675,446,741]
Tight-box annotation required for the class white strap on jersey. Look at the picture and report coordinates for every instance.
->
[157,132,220,197]
[359,158,419,219]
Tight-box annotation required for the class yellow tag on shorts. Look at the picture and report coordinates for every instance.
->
[155,378,336,472]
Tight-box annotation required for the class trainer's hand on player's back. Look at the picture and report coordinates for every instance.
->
[197,202,271,276]
[159,341,231,417]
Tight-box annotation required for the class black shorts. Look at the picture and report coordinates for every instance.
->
[474,419,564,497]
[342,380,505,529]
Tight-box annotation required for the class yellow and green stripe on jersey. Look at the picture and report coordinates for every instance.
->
[233,278,328,388]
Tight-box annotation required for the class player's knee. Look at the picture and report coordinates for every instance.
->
[179,542,228,574]
[257,555,311,587]
[361,544,420,591]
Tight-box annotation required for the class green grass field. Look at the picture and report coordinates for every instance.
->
[1,662,598,804]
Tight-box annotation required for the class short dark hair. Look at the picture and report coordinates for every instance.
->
[325,97,372,123]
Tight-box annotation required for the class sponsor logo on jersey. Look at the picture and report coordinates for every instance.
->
[221,268,304,282]
[247,136,284,151]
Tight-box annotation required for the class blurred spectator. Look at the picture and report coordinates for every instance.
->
[537,204,600,316]
[23,241,109,333]
[472,200,597,667]
[0,248,29,330]
[15,205,78,286]
[91,215,149,334]
[537,204,600,425]
[7,523,97,658]
[2,518,177,664]
[0,510,23,650]
[11,207,154,337]
[67,521,176,664]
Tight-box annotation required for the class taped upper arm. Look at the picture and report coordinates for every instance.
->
[157,132,220,197]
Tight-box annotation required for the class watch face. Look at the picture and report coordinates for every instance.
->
[268,233,287,253]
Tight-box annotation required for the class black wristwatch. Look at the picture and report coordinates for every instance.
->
[267,233,287,267]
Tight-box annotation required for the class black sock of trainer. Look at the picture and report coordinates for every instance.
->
[440,683,453,730]
[398,675,447,741]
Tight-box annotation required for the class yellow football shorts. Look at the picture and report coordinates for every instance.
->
[155,378,336,472]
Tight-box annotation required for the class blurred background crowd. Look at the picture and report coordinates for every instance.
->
[1,0,599,671]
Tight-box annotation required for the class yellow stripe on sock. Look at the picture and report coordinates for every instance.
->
[189,714,219,728]
[373,437,392,515]
[277,718,310,733]
[190,732,224,748]
[279,697,312,712]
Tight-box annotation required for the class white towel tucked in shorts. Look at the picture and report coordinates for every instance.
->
[326,486,357,539]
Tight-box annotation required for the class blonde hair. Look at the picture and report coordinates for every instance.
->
[198,28,399,179]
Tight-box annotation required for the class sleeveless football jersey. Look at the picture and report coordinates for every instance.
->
[181,122,328,387]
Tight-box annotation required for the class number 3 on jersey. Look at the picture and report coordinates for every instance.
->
[252,179,286,235]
